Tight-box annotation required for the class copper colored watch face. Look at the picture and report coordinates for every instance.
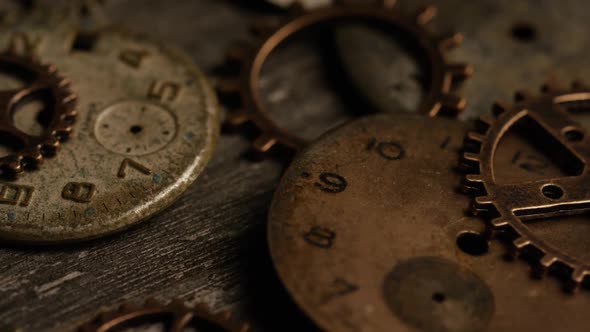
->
[268,113,590,332]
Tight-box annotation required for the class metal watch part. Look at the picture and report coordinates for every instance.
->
[0,27,219,243]
[0,48,77,177]
[77,298,249,332]
[218,0,471,153]
[461,83,590,292]
[268,113,590,332]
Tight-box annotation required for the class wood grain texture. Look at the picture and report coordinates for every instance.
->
[1,0,590,331]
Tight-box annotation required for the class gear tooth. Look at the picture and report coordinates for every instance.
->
[446,63,473,79]
[531,255,556,278]
[226,110,249,127]
[253,134,278,153]
[466,131,485,143]
[514,90,533,102]
[513,236,530,249]
[460,148,480,174]
[460,151,481,173]
[477,114,494,126]
[462,174,484,194]
[415,5,437,25]
[471,203,488,216]
[440,94,466,113]
[571,269,587,285]
[63,110,78,121]
[44,64,57,74]
[540,255,557,268]
[58,77,71,88]
[438,32,463,50]
[63,93,77,104]
[465,174,483,182]
[491,101,510,116]
[464,174,483,185]
[564,269,585,293]
[462,152,480,162]
[475,195,493,206]
[6,157,22,173]
[490,218,508,228]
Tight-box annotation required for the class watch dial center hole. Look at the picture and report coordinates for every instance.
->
[432,292,446,303]
[511,23,536,43]
[456,231,489,256]
[542,184,564,200]
[130,125,143,134]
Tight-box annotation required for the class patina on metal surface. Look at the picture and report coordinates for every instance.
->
[218,0,471,153]
[462,84,590,292]
[77,298,249,332]
[268,113,590,332]
[0,21,219,243]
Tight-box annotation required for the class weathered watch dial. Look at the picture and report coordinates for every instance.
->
[268,113,590,332]
[0,25,219,243]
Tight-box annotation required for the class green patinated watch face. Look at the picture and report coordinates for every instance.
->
[0,20,219,243]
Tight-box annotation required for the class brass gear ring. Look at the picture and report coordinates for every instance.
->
[0,50,77,177]
[218,0,472,152]
[77,298,250,332]
[461,81,590,292]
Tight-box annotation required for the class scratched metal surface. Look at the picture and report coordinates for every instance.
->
[0,0,590,331]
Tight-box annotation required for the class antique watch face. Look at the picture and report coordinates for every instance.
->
[0,23,219,243]
[268,113,590,332]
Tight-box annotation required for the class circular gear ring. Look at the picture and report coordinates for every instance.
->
[0,50,77,177]
[77,298,250,332]
[461,81,590,292]
[218,0,472,152]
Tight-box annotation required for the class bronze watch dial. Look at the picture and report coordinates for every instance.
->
[268,113,590,332]
[0,24,219,243]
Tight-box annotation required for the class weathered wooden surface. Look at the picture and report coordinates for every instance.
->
[1,0,590,331]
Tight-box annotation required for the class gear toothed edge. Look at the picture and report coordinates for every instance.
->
[459,81,590,293]
[216,0,472,154]
[77,298,250,332]
[0,51,78,178]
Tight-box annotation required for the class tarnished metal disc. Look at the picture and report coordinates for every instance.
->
[268,113,590,332]
[0,26,219,243]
